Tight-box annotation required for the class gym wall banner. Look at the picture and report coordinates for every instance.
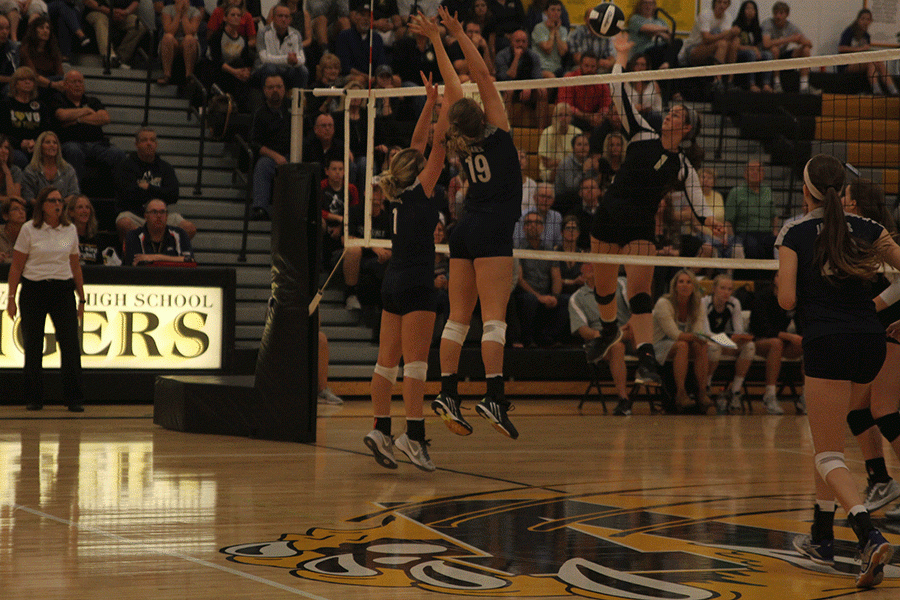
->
[0,283,225,370]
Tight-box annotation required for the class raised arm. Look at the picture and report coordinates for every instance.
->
[409,71,437,154]
[438,6,508,131]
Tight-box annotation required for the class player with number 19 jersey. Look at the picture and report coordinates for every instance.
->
[461,127,522,222]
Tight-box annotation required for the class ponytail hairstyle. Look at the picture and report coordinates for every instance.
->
[807,154,880,282]
[673,104,704,167]
[378,147,425,202]
[847,178,895,236]
[445,98,488,159]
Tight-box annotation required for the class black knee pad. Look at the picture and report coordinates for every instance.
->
[629,292,653,314]
[593,291,615,305]
[847,408,876,437]
[875,412,900,443]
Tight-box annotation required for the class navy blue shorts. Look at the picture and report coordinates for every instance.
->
[381,270,437,316]
[590,202,656,247]
[803,333,886,384]
[448,211,516,260]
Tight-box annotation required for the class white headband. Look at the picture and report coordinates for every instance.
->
[803,162,825,201]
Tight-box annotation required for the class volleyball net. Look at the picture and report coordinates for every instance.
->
[302,48,900,273]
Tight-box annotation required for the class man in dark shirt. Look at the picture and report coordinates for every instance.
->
[114,128,196,243]
[123,199,195,265]
[0,15,19,92]
[302,111,345,188]
[335,0,386,83]
[54,70,126,183]
[250,73,292,220]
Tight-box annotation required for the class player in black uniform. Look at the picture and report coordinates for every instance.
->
[362,14,462,473]
[432,6,521,440]
[777,155,900,588]
[586,33,723,386]
[841,180,900,515]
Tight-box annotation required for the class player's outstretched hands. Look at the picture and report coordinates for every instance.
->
[613,32,633,56]
[421,71,436,104]
[410,11,441,41]
[437,5,464,37]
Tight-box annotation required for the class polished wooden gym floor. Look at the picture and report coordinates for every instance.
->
[2,399,899,599]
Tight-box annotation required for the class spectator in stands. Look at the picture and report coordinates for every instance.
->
[696,166,743,260]
[343,179,390,317]
[571,175,601,251]
[538,102,580,182]
[368,0,400,56]
[530,0,566,78]
[432,216,450,345]
[567,7,614,70]
[627,0,680,70]
[157,0,202,86]
[84,0,148,69]
[207,0,256,48]
[0,195,25,261]
[394,17,445,87]
[336,0,386,85]
[46,0,90,61]
[732,0,773,92]
[597,130,625,182]
[123,198,194,265]
[557,214,582,295]
[724,159,778,260]
[320,156,358,261]
[0,15,19,92]
[248,74,290,221]
[307,0,349,48]
[335,79,379,189]
[19,16,63,93]
[2,0,45,43]
[206,3,254,112]
[748,273,802,415]
[54,70,126,185]
[557,51,611,133]
[587,102,623,157]
[66,193,116,264]
[514,181,560,249]
[303,111,343,187]
[0,133,22,200]
[449,19,495,83]
[486,0,524,42]
[254,2,307,89]
[838,8,898,96]
[21,130,78,203]
[495,28,547,123]
[114,127,196,242]
[306,52,343,120]
[514,209,564,347]
[467,0,498,55]
[678,0,738,91]
[703,274,756,413]
[761,1,814,93]
[627,53,662,127]
[653,268,712,413]
[518,148,537,214]
[524,0,569,33]
[570,264,634,414]
[553,132,598,215]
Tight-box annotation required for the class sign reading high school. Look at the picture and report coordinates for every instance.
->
[0,267,235,370]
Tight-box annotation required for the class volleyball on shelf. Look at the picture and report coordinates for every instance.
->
[588,3,626,37]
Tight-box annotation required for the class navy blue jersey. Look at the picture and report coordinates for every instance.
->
[461,127,522,222]
[389,180,439,273]
[776,206,886,341]
[603,64,711,224]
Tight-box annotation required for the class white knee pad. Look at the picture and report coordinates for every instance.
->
[482,320,507,345]
[373,363,399,384]
[403,361,428,381]
[441,320,470,345]
[815,451,849,481]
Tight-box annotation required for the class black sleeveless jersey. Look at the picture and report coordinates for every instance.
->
[389,180,438,273]
[461,127,522,222]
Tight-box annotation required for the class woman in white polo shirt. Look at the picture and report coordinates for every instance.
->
[6,186,86,412]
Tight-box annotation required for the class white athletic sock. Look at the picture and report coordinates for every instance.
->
[731,377,745,393]
[765,385,777,397]
[849,504,867,517]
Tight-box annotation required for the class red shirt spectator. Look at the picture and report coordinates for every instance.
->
[556,53,611,131]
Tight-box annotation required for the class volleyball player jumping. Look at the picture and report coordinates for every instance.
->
[363,14,461,472]
[431,6,522,440]
[778,155,898,588]
[586,33,723,386]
